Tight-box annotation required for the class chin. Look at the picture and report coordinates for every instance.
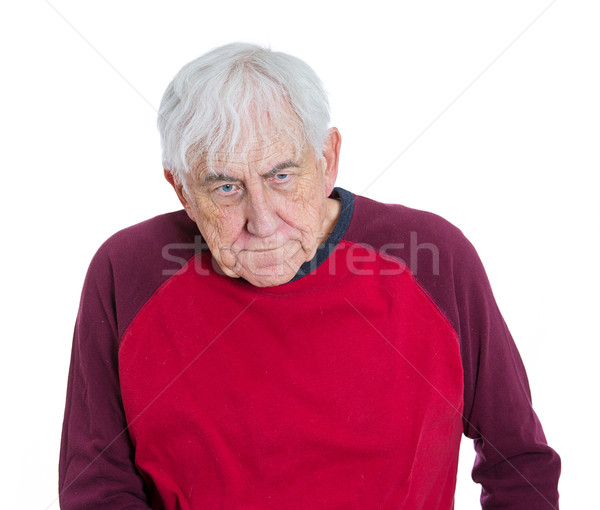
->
[230,246,306,286]
[240,265,298,287]
[214,257,296,286]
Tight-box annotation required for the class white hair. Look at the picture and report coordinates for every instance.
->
[157,43,330,186]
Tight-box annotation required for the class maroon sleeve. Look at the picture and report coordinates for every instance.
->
[59,241,153,509]
[442,232,561,509]
[344,193,561,509]
[59,210,199,509]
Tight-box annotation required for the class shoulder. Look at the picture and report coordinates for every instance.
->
[97,209,197,261]
[344,192,480,276]
[342,190,493,336]
[82,210,200,338]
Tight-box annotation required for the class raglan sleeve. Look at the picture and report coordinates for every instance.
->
[59,243,153,509]
[452,233,561,509]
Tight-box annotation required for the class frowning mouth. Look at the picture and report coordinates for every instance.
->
[219,240,302,259]
[250,246,282,252]
[218,245,286,256]
[224,239,301,255]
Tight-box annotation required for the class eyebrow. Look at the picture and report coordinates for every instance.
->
[263,160,300,177]
[200,172,238,185]
[199,160,301,185]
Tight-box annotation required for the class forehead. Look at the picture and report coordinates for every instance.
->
[193,130,305,180]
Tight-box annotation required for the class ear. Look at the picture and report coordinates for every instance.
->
[321,127,341,196]
[164,169,196,222]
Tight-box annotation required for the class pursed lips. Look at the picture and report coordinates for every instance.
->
[227,239,302,256]
[249,246,282,252]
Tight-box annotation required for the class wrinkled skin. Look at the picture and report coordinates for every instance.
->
[166,127,341,287]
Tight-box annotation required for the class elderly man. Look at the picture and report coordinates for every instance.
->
[59,43,560,509]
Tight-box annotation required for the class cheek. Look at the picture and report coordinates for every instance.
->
[286,185,326,231]
[196,205,246,246]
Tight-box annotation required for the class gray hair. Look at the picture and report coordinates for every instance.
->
[157,43,330,186]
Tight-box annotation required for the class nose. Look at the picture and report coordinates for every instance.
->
[245,186,279,238]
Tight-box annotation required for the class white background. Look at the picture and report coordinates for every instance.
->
[1,1,598,508]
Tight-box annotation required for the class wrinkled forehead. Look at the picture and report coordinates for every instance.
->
[183,95,310,178]
[192,121,307,178]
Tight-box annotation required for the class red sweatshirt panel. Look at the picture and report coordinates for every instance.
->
[119,242,464,510]
[345,193,561,508]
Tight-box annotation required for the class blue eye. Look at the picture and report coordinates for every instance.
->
[275,173,288,180]
[220,184,235,193]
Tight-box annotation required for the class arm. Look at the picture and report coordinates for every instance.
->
[59,244,153,509]
[294,193,561,507]
[454,236,561,509]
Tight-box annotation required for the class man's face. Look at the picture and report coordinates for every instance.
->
[168,128,340,287]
